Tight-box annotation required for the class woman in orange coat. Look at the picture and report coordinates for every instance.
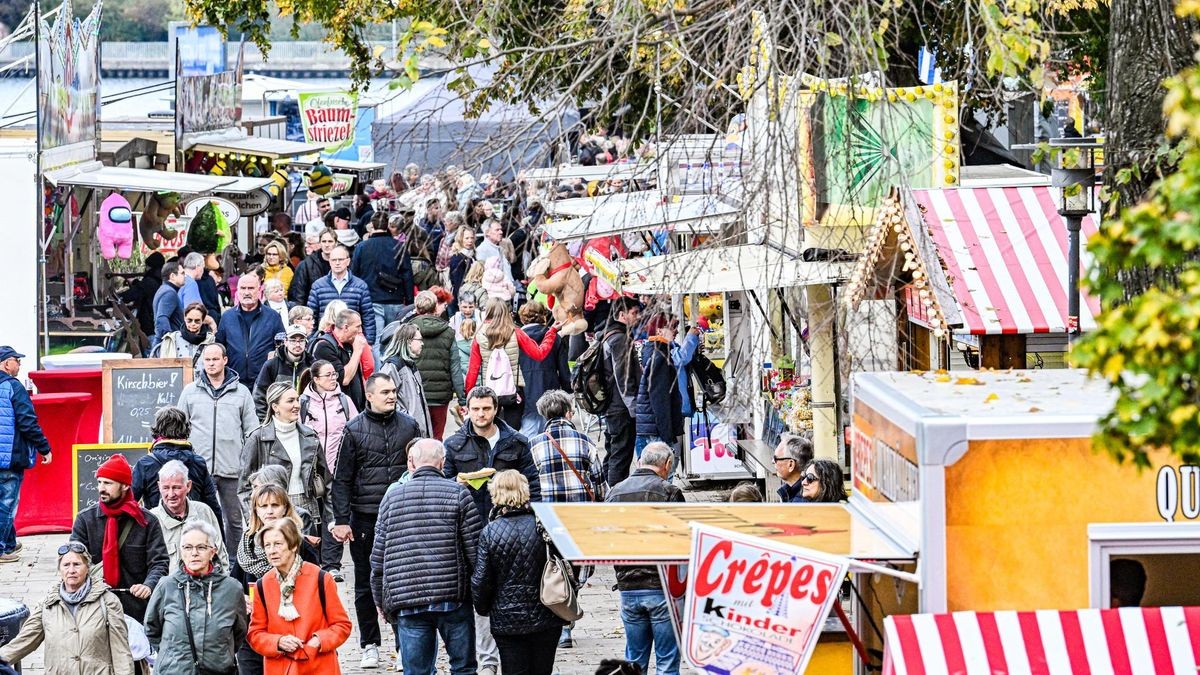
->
[248,518,352,674]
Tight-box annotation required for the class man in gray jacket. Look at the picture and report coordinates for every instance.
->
[177,343,258,548]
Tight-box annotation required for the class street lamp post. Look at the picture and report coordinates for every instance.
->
[1050,138,1100,343]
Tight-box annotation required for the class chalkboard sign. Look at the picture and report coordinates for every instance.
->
[72,443,150,516]
[102,358,193,444]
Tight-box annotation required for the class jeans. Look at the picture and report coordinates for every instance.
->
[519,410,547,439]
[0,469,23,554]
[215,476,242,554]
[374,303,405,349]
[348,512,381,647]
[603,412,636,487]
[620,590,679,675]
[474,612,500,668]
[494,626,561,675]
[394,604,476,675]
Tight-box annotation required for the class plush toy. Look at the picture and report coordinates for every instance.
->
[306,161,333,196]
[527,242,588,336]
[138,191,181,249]
[186,201,232,256]
[481,256,515,302]
[98,193,134,260]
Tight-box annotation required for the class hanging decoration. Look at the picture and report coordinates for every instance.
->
[138,191,182,250]
[305,160,334,195]
[98,193,134,260]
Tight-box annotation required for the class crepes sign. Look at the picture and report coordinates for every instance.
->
[298,91,359,154]
[684,523,848,674]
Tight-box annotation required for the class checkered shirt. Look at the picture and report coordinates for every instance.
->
[530,418,605,503]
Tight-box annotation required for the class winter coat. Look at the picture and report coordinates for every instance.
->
[455,339,472,394]
[249,562,352,675]
[153,281,185,342]
[238,420,332,525]
[0,568,134,675]
[253,345,314,420]
[0,371,50,470]
[69,504,170,621]
[370,466,482,619]
[260,262,294,296]
[288,251,330,306]
[634,338,684,442]
[144,568,247,675]
[120,267,161,338]
[410,314,462,405]
[443,420,541,521]
[448,252,475,299]
[380,357,432,437]
[601,323,640,418]
[465,326,559,393]
[197,272,222,322]
[332,408,420,523]
[606,467,685,591]
[309,333,366,412]
[518,323,570,414]
[131,439,223,522]
[148,330,211,362]
[215,304,285,386]
[674,332,702,417]
[178,369,258,479]
[149,499,227,574]
[351,232,411,305]
[299,384,357,471]
[306,272,376,344]
[471,505,565,636]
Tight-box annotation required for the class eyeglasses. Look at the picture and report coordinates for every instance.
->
[181,544,214,554]
[58,542,88,556]
[772,456,793,463]
[800,474,820,485]
[315,372,336,379]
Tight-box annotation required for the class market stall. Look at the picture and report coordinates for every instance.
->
[544,193,737,243]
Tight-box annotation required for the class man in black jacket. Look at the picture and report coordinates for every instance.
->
[253,324,313,419]
[600,297,642,487]
[371,438,482,675]
[332,373,420,670]
[288,229,336,306]
[606,442,684,675]
[70,454,169,622]
[311,308,369,411]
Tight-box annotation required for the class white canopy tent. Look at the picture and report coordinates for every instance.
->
[524,163,655,183]
[43,162,272,194]
[618,244,853,294]
[542,192,738,242]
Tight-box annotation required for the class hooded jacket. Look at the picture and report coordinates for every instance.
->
[216,304,285,384]
[0,567,134,675]
[179,369,258,479]
[601,322,640,417]
[252,343,314,420]
[0,371,50,470]
[130,439,223,523]
[443,420,541,521]
[144,567,247,675]
[332,408,420,523]
[287,250,331,305]
[471,505,565,636]
[70,502,170,621]
[237,420,332,525]
[299,383,358,471]
[409,314,462,405]
[634,338,684,442]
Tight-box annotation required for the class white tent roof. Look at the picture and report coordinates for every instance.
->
[43,162,270,194]
[541,193,738,242]
[523,162,655,183]
[619,245,853,294]
[543,190,666,218]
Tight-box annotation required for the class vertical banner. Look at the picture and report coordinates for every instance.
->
[297,91,359,154]
[684,523,848,674]
[176,43,244,138]
[37,0,102,166]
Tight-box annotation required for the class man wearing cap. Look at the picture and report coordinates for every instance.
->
[70,454,169,621]
[332,207,361,248]
[0,347,50,563]
[252,324,314,419]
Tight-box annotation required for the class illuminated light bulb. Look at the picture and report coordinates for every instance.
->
[914,86,924,96]
[944,115,956,125]
[945,159,956,170]
[945,175,957,184]
[933,83,943,93]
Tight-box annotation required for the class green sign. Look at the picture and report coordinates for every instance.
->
[298,90,359,154]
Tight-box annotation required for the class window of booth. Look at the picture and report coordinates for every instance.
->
[1089,523,1200,608]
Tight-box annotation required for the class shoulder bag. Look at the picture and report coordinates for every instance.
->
[537,522,583,621]
[547,434,595,502]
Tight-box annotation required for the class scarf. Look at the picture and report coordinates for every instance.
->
[59,578,92,618]
[184,563,214,578]
[236,531,273,578]
[488,502,532,522]
[276,555,304,621]
[99,492,147,586]
[180,324,211,346]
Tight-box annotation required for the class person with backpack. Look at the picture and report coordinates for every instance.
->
[463,298,560,430]
[633,314,685,468]
[599,297,642,487]
[298,359,358,579]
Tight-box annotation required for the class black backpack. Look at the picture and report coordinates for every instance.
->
[689,351,726,406]
[572,328,620,414]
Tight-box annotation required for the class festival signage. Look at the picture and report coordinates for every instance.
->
[327,173,356,199]
[182,195,240,223]
[850,398,919,504]
[683,524,849,674]
[37,0,102,166]
[219,189,272,217]
[176,44,244,138]
[298,91,359,154]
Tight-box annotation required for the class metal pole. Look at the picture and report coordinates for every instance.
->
[1067,214,1081,343]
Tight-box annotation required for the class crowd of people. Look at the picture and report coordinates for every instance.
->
[0,159,841,675]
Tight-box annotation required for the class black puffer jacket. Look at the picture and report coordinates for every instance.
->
[443,420,541,521]
[370,466,482,619]
[252,344,313,419]
[288,250,330,305]
[472,505,565,636]
[332,408,420,523]
[606,467,686,590]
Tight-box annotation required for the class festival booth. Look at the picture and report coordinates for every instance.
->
[523,162,656,185]
[844,171,1101,372]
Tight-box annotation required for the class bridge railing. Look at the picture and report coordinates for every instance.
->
[0,41,391,69]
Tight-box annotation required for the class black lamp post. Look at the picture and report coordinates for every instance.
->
[1050,138,1100,342]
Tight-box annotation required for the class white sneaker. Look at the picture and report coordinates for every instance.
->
[361,644,381,669]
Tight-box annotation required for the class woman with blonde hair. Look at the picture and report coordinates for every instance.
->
[464,299,560,428]
[448,227,478,301]
[260,240,294,296]
[472,470,566,675]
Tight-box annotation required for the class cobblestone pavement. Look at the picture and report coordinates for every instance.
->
[0,484,731,675]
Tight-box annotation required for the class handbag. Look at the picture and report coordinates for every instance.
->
[538,523,584,621]
[547,434,595,501]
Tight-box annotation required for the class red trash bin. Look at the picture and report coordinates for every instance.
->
[15,392,90,535]
[29,368,103,444]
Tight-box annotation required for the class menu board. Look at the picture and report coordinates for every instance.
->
[102,358,193,443]
[72,443,150,516]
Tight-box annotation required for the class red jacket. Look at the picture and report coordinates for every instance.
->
[465,325,558,393]
[249,561,352,675]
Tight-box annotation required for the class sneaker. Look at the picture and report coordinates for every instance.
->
[478,667,497,675]
[0,552,19,564]
[11,542,21,554]
[558,627,573,649]
[329,568,344,582]
[360,644,381,669]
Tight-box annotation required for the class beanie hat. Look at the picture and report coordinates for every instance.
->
[96,454,133,486]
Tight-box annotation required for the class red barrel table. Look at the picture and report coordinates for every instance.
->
[29,368,103,444]
[15,392,91,534]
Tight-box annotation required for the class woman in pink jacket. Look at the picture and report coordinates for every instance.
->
[299,359,358,580]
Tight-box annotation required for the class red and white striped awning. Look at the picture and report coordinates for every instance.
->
[883,607,1200,675]
[911,186,1102,335]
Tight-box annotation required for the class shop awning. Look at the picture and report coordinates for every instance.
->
[187,136,327,160]
[43,162,246,194]
[523,162,655,183]
[883,607,1200,675]
[531,503,915,564]
[212,176,276,195]
[618,244,852,294]
[911,185,1101,335]
[289,158,386,174]
[543,190,665,218]
[543,193,737,242]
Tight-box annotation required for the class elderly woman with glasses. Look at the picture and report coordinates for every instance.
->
[0,540,134,674]
[145,521,247,675]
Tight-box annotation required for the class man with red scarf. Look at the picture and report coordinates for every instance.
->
[70,454,169,622]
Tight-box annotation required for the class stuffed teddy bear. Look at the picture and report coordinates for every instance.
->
[98,193,134,260]
[527,242,588,336]
[138,191,181,250]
